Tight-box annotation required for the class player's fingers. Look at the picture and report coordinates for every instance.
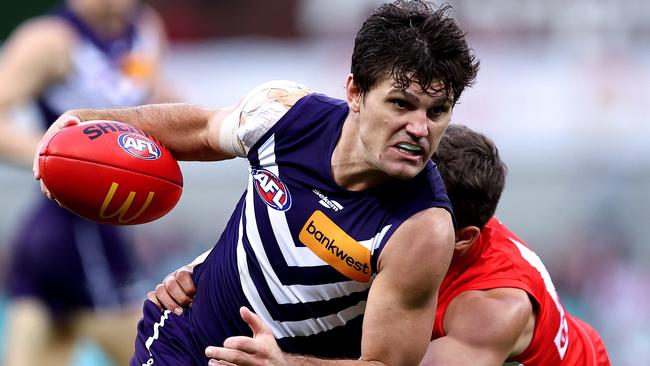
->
[39,180,53,200]
[206,346,253,366]
[239,307,270,336]
[223,336,259,355]
[154,283,184,315]
[163,275,194,307]
[33,115,81,180]
[176,268,197,297]
[147,291,163,310]
[208,360,236,366]
[33,151,41,180]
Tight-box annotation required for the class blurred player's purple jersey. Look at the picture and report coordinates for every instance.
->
[5,5,157,315]
[133,94,453,364]
[37,6,159,126]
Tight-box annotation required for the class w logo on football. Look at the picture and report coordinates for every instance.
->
[251,169,292,211]
[118,133,161,160]
[99,182,155,224]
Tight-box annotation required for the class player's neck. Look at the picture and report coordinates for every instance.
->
[331,117,390,191]
[70,6,130,40]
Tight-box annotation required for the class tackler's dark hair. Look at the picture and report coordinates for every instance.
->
[432,124,507,229]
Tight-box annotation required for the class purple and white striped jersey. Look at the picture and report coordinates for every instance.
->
[37,6,161,127]
[187,92,453,358]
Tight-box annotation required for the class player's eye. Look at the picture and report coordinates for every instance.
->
[427,105,451,120]
[391,99,409,109]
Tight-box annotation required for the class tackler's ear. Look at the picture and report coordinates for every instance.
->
[454,226,481,254]
[345,74,362,113]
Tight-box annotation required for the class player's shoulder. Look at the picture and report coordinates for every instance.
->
[136,4,167,35]
[242,80,313,110]
[447,288,533,344]
[9,16,76,52]
[454,288,532,314]
[380,207,454,269]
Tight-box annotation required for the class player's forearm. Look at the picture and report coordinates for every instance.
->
[67,103,220,161]
[0,118,41,168]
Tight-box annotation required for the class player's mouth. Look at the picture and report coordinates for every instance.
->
[394,142,424,157]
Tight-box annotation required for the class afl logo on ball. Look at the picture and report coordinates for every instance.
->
[251,169,292,211]
[117,133,161,160]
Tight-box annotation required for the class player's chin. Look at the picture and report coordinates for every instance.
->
[384,161,425,180]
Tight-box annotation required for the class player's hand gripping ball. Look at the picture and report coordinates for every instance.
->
[38,120,183,225]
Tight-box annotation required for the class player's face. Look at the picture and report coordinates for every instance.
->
[355,76,453,180]
[71,0,139,20]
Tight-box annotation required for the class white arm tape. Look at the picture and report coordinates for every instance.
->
[217,80,307,157]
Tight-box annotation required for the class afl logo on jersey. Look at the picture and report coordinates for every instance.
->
[252,169,292,211]
[117,133,161,160]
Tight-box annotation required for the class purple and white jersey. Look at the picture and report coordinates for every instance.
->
[188,93,453,358]
[37,6,161,127]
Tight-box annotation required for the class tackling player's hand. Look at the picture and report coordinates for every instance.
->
[33,113,81,199]
[205,307,287,366]
[147,264,196,316]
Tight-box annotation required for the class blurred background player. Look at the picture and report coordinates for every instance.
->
[0,0,172,365]
[421,124,611,365]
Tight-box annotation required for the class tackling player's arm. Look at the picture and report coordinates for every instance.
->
[205,207,455,366]
[0,17,72,167]
[420,288,535,366]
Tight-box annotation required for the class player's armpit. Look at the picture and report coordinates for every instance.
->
[361,207,455,366]
[421,288,534,366]
[216,80,311,157]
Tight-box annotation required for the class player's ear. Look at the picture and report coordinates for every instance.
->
[454,226,481,253]
[345,74,361,113]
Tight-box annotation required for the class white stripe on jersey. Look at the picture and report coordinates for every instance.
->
[359,224,391,253]
[42,36,152,112]
[244,176,369,304]
[257,135,391,266]
[257,135,323,266]
[236,133,395,337]
[237,217,367,338]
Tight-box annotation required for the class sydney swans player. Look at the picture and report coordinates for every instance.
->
[422,125,611,365]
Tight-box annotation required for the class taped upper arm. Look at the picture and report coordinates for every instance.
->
[216,80,311,157]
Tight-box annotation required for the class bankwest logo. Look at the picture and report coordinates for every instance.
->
[312,189,343,211]
[299,210,370,282]
[118,133,161,160]
[252,169,291,211]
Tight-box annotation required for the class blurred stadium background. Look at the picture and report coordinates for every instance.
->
[1,0,649,364]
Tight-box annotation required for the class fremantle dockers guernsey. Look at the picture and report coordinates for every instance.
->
[433,217,611,365]
[188,93,453,358]
[37,6,160,127]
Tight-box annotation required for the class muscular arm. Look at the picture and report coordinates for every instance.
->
[51,80,311,162]
[64,103,230,161]
[420,288,535,366]
[207,207,455,366]
[0,18,71,167]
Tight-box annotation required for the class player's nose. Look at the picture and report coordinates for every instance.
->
[404,110,429,138]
